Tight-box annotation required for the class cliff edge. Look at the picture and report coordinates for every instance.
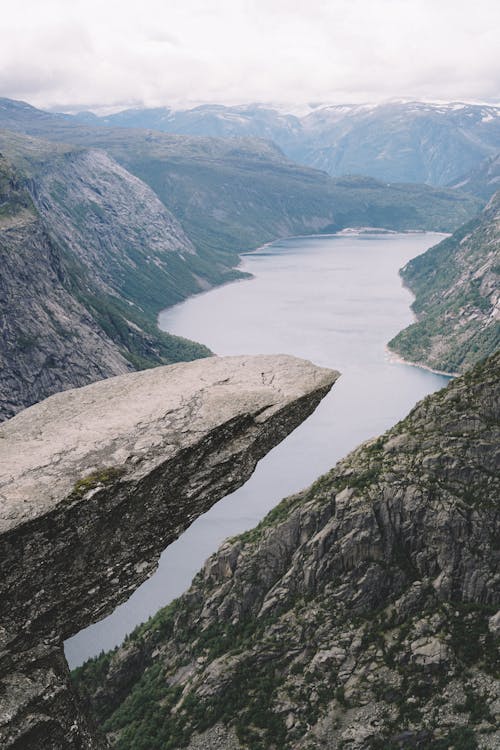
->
[0,353,338,749]
[74,352,499,750]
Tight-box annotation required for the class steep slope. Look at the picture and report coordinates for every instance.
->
[73,100,500,186]
[0,154,131,420]
[0,145,211,420]
[0,130,225,314]
[0,354,337,750]
[389,193,500,374]
[449,152,500,201]
[73,352,500,750]
[299,102,500,186]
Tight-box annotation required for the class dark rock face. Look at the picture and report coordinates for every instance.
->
[74,353,500,750]
[389,191,500,374]
[0,354,337,750]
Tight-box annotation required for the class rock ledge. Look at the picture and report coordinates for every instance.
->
[0,353,338,749]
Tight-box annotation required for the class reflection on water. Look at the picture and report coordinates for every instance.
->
[65,232,450,667]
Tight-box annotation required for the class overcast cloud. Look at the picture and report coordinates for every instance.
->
[1,0,499,111]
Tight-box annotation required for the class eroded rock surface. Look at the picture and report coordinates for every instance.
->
[74,352,500,750]
[0,354,338,749]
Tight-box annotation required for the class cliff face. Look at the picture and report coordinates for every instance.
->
[74,352,500,750]
[0,354,337,750]
[0,155,132,421]
[389,192,500,374]
[0,143,212,421]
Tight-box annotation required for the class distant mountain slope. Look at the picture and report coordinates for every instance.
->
[0,144,211,421]
[0,131,211,313]
[449,152,500,201]
[298,101,500,186]
[0,154,130,420]
[73,351,500,750]
[0,99,482,245]
[73,100,500,186]
[389,192,500,373]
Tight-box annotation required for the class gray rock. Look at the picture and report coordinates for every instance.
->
[78,352,500,750]
[0,353,338,750]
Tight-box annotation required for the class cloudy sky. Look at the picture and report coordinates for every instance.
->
[1,0,499,112]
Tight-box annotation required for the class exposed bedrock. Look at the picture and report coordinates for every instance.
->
[0,354,338,749]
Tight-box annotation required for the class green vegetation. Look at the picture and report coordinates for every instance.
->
[70,467,126,499]
[0,154,35,223]
[389,198,500,373]
[54,221,212,367]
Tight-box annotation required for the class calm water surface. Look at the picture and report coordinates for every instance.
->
[65,232,450,667]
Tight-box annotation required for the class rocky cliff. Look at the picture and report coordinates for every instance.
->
[0,154,132,421]
[73,352,500,750]
[0,353,337,750]
[389,192,500,374]
[0,142,211,421]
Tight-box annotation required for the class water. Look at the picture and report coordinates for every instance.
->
[65,231,451,667]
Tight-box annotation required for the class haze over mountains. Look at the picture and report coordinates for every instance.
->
[73,100,500,189]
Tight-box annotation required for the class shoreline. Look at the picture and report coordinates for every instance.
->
[160,231,456,384]
[385,346,458,378]
[158,227,445,326]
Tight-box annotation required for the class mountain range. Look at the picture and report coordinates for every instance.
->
[72,100,500,188]
[0,93,499,750]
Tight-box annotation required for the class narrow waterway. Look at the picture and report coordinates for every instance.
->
[65,231,451,668]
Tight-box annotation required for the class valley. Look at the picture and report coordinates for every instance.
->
[65,231,450,667]
[0,92,498,750]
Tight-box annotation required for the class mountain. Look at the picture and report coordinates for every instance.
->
[0,139,211,421]
[297,102,500,186]
[389,192,500,374]
[0,98,485,420]
[73,100,500,187]
[80,103,302,151]
[449,152,500,201]
[72,350,500,750]
[0,102,482,421]
[0,99,482,246]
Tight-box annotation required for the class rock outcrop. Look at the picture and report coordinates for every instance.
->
[389,192,500,374]
[74,352,500,750]
[0,354,338,749]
